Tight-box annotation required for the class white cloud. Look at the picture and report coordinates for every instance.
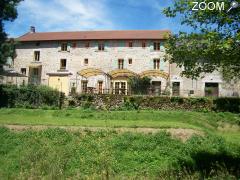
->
[6,0,115,36]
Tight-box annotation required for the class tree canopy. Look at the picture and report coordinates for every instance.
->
[0,0,22,65]
[163,0,240,80]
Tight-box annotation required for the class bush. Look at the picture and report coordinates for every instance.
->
[213,97,240,113]
[0,84,63,108]
[128,76,151,95]
[123,96,213,111]
[70,95,240,113]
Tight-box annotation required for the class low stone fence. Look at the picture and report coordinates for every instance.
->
[68,94,240,113]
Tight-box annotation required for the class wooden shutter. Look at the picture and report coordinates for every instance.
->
[67,42,71,52]
[160,58,165,71]
[149,59,154,70]
[150,41,154,51]
[160,42,165,51]
[58,42,61,51]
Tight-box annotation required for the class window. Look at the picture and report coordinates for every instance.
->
[84,58,88,65]
[85,42,90,48]
[61,43,68,51]
[36,42,40,46]
[60,59,67,70]
[34,51,40,61]
[142,41,146,48]
[128,41,133,48]
[153,59,160,70]
[72,42,77,48]
[128,58,132,65]
[21,68,26,75]
[81,81,88,93]
[172,82,180,96]
[154,42,160,51]
[98,42,105,51]
[118,59,124,69]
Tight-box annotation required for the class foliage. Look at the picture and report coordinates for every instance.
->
[0,84,63,108]
[123,96,213,111]
[214,97,240,113]
[70,94,240,113]
[0,0,22,65]
[128,76,151,95]
[0,127,239,178]
[163,0,240,80]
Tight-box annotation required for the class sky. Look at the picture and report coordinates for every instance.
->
[4,0,195,38]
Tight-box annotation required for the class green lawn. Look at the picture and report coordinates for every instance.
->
[0,108,239,178]
[0,108,239,143]
[0,108,239,128]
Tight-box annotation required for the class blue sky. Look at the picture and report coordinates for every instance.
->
[4,0,195,37]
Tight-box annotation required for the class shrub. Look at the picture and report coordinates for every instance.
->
[0,84,63,108]
[128,76,151,95]
[213,97,240,113]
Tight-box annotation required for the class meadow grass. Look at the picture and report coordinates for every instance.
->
[0,127,239,179]
[0,108,239,178]
[0,108,239,144]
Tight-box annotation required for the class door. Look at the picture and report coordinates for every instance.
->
[205,83,219,97]
[81,81,88,93]
[151,81,161,95]
[98,81,103,94]
[29,67,41,85]
[114,81,127,95]
[48,76,69,95]
[172,82,180,96]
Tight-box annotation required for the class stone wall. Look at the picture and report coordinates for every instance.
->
[68,94,240,113]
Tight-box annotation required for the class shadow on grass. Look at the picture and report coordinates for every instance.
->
[182,151,240,178]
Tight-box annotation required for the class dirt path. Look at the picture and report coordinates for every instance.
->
[3,124,203,142]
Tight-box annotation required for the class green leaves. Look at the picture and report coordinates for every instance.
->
[163,0,240,80]
[0,0,22,65]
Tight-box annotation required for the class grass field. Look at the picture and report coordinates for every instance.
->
[0,108,239,178]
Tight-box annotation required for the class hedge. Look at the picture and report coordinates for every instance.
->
[213,97,240,113]
[0,84,64,108]
[70,94,240,113]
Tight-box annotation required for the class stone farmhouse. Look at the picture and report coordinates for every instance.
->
[1,27,239,97]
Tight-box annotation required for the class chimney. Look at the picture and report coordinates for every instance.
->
[30,26,35,33]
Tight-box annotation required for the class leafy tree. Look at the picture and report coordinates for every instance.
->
[163,0,240,80]
[0,0,22,65]
[128,76,151,95]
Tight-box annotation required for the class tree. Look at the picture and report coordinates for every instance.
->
[163,0,240,80]
[128,76,151,95]
[0,0,22,65]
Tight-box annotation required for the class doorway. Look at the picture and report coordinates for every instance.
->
[114,81,127,95]
[205,83,219,97]
[151,81,161,95]
[98,81,103,94]
[172,82,180,96]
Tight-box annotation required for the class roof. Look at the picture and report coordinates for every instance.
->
[17,30,171,42]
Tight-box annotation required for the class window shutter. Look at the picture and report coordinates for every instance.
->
[125,59,128,69]
[58,42,61,51]
[94,41,98,50]
[67,42,71,52]
[119,41,124,47]
[160,42,165,51]
[160,58,165,71]
[149,59,153,70]
[150,41,154,51]
[105,41,109,50]
[114,59,118,69]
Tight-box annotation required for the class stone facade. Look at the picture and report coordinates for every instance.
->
[9,31,240,97]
